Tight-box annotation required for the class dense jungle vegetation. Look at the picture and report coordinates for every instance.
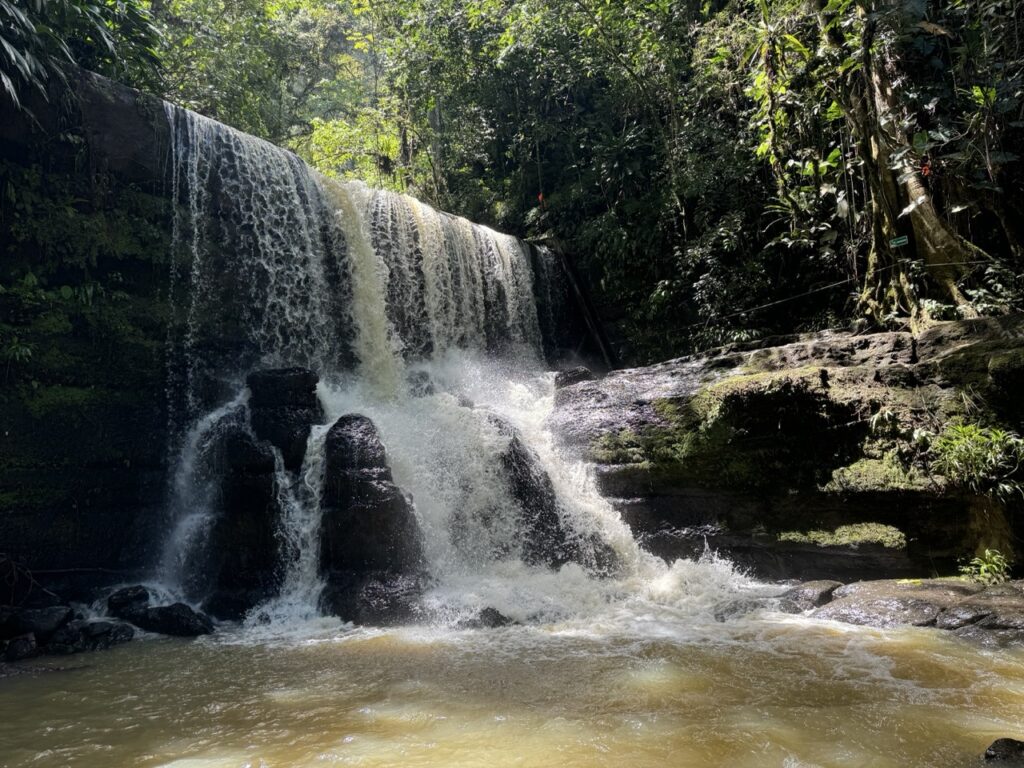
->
[2,0,1023,360]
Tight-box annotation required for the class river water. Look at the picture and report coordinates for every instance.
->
[1,613,1022,767]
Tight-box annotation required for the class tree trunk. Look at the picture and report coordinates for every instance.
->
[813,0,983,323]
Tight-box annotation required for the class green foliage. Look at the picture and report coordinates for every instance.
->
[929,422,1024,501]
[959,548,1012,585]
[0,0,160,110]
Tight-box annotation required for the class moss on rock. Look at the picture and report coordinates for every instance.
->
[778,523,907,549]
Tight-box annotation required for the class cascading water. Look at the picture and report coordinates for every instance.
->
[158,101,760,632]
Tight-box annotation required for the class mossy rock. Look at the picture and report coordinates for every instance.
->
[824,454,932,494]
[777,523,907,550]
[590,373,866,493]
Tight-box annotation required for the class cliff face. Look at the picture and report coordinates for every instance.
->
[549,316,1024,580]
[0,71,174,586]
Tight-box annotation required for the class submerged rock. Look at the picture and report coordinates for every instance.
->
[458,607,513,629]
[45,620,134,655]
[11,607,74,644]
[779,580,843,613]
[986,738,1024,763]
[246,368,324,472]
[318,414,425,624]
[4,634,37,662]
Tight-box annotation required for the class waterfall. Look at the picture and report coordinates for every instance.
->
[157,102,748,630]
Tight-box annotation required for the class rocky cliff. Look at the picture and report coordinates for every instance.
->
[550,316,1024,580]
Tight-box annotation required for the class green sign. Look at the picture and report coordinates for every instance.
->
[889,235,909,247]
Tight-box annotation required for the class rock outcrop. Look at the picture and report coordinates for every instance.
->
[201,426,282,619]
[246,368,324,472]
[0,600,133,661]
[781,577,1024,648]
[318,414,425,624]
[107,585,214,637]
[550,315,1024,580]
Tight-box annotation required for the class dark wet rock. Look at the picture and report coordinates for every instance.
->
[246,368,321,408]
[4,634,37,661]
[483,412,587,570]
[407,370,436,397]
[459,607,513,629]
[802,578,1024,645]
[320,415,425,575]
[318,415,425,624]
[814,596,941,628]
[129,603,214,637]
[319,572,423,626]
[935,604,992,630]
[12,607,74,643]
[779,580,843,613]
[985,738,1024,762]
[937,583,1024,632]
[107,585,151,619]
[554,366,595,390]
[202,427,282,620]
[246,368,324,472]
[812,579,983,628]
[45,620,134,654]
[248,406,319,472]
[954,624,1024,649]
[109,587,213,636]
[221,428,276,474]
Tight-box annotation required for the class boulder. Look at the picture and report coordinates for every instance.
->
[320,414,424,574]
[129,603,214,637]
[986,738,1024,763]
[458,607,513,629]
[45,620,134,654]
[812,579,983,628]
[547,316,1024,581]
[779,580,843,613]
[319,573,423,626]
[107,585,150,619]
[554,366,595,389]
[11,606,74,643]
[318,415,425,624]
[4,633,37,662]
[483,412,584,569]
[246,368,324,471]
[107,587,213,636]
[202,427,282,619]
[246,368,321,408]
